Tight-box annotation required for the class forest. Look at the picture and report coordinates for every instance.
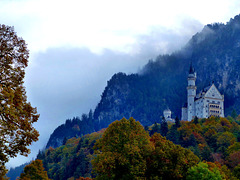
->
[4,11,240,180]
[16,114,240,180]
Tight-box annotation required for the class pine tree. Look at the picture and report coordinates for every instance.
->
[160,117,169,137]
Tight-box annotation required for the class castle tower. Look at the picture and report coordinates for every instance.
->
[163,108,172,121]
[187,63,197,121]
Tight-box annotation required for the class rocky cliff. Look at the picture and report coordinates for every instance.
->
[46,14,240,148]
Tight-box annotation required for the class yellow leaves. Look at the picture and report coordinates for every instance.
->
[217,131,236,147]
[227,142,240,155]
[19,159,49,180]
[92,118,199,179]
[92,117,152,179]
[0,24,39,176]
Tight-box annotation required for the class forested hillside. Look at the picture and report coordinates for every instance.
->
[36,117,240,179]
[93,14,240,128]
[46,14,240,149]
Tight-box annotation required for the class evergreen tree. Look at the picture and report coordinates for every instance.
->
[150,122,160,136]
[231,109,238,119]
[166,125,180,144]
[194,116,198,124]
[160,117,168,137]
[175,116,181,128]
[62,137,67,145]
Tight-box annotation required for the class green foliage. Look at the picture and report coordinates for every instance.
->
[175,116,181,128]
[46,111,96,148]
[186,162,223,180]
[92,118,199,179]
[194,116,199,124]
[92,117,153,179]
[160,117,169,136]
[149,122,161,136]
[38,130,104,180]
[231,109,238,119]
[19,159,49,180]
[167,124,180,144]
[31,116,240,179]
[163,116,240,179]
[147,133,199,179]
[6,162,30,180]
[233,164,240,179]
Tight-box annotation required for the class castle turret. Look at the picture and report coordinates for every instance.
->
[187,63,197,121]
[163,108,172,121]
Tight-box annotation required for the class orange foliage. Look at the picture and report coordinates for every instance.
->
[192,132,206,144]
[76,177,92,180]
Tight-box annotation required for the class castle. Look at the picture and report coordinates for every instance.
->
[181,64,224,121]
[163,108,173,122]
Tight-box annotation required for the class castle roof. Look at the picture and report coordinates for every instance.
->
[195,85,211,100]
[195,83,223,101]
[164,108,171,113]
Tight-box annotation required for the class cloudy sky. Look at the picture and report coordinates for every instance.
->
[1,0,240,168]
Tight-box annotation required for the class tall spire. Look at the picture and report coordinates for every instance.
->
[189,61,194,74]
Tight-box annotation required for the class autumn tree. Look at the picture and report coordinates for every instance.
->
[92,118,199,179]
[19,159,49,180]
[147,133,199,179]
[0,25,39,176]
[92,117,153,179]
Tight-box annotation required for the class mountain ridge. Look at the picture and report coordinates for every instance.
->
[46,14,240,148]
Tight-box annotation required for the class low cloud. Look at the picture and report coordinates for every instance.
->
[7,18,203,168]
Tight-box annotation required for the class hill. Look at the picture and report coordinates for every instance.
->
[46,14,240,149]
[37,117,240,179]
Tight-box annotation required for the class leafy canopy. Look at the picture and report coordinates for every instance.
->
[92,117,199,179]
[186,162,223,180]
[92,117,153,179]
[19,159,49,180]
[0,24,39,176]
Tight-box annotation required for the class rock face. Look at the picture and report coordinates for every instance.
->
[93,15,240,126]
[47,14,240,148]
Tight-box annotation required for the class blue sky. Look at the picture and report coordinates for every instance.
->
[1,0,240,168]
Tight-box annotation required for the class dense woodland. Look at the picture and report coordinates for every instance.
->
[45,14,240,149]
[7,14,240,180]
[18,115,239,179]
